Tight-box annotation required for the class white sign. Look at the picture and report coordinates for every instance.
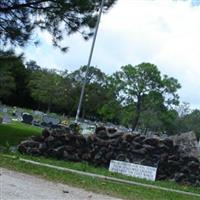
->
[109,160,157,181]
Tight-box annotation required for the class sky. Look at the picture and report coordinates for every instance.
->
[18,0,200,108]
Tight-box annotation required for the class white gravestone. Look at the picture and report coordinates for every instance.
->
[16,111,22,120]
[109,160,157,181]
[34,110,44,116]
[43,115,60,125]
[2,113,11,124]
[0,107,3,113]
[3,108,8,113]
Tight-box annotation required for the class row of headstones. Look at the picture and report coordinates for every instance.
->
[0,106,61,128]
[22,112,60,127]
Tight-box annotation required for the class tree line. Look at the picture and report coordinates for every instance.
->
[1,49,200,137]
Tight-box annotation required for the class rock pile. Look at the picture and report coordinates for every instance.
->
[18,126,200,186]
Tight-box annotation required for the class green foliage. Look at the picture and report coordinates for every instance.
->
[175,109,200,138]
[0,50,17,99]
[97,75,123,123]
[0,122,42,146]
[28,69,67,112]
[0,0,117,48]
[0,67,15,98]
[0,50,31,107]
[114,63,181,130]
[0,50,186,135]
[67,66,109,119]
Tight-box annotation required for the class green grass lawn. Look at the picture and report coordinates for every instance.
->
[0,122,200,200]
[0,121,42,146]
[1,154,200,200]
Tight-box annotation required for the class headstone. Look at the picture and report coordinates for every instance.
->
[22,113,33,124]
[16,111,22,120]
[43,115,60,126]
[3,107,7,113]
[2,113,11,124]
[32,119,41,127]
[109,160,157,181]
[12,109,22,121]
[172,131,199,158]
[0,106,3,113]
[33,110,44,116]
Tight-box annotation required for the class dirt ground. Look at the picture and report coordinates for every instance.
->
[0,168,122,200]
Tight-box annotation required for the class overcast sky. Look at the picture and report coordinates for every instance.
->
[19,0,200,108]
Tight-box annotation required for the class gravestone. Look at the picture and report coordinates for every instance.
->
[172,131,199,158]
[0,106,3,113]
[33,110,44,116]
[43,115,59,125]
[2,113,11,124]
[22,113,33,124]
[43,115,60,126]
[12,110,22,119]
[2,107,7,113]
[16,111,22,120]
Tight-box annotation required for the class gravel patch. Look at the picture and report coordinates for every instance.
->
[0,168,122,200]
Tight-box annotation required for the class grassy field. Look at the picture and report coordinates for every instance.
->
[0,121,42,146]
[1,154,200,200]
[0,122,200,200]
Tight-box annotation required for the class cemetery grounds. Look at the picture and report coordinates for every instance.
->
[0,108,200,200]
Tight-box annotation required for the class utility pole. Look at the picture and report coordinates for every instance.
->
[75,0,105,122]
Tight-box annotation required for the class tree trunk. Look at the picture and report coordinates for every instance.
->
[47,101,51,113]
[132,96,141,131]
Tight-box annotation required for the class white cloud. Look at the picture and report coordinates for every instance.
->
[21,0,200,108]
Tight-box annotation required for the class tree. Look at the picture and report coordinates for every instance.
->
[185,110,200,138]
[98,75,122,123]
[116,63,181,130]
[0,51,16,100]
[67,66,107,119]
[173,108,200,139]
[28,69,67,112]
[0,50,31,106]
[69,65,106,85]
[0,0,117,48]
[26,60,41,71]
[0,67,15,99]
[175,102,191,117]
